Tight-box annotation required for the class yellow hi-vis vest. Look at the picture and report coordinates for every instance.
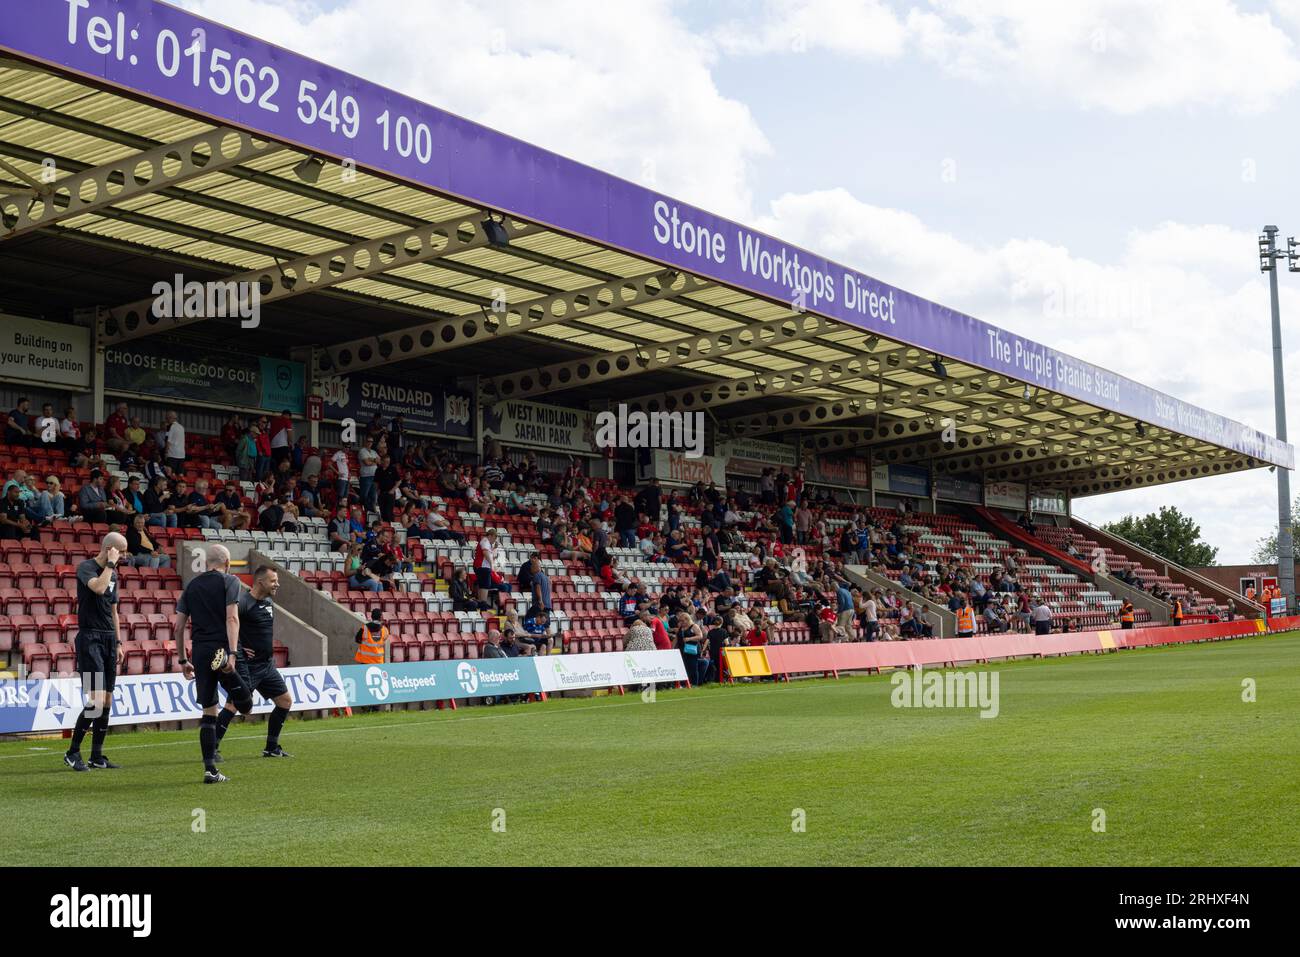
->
[956,607,976,635]
[1120,602,1134,623]
[355,623,388,664]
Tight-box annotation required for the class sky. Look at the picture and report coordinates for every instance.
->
[177,0,1300,563]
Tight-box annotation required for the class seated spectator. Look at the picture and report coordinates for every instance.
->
[26,474,65,524]
[175,479,221,529]
[296,474,323,518]
[58,405,80,449]
[518,606,555,655]
[328,506,353,551]
[0,481,38,539]
[213,482,250,530]
[77,470,109,523]
[143,475,178,528]
[984,601,1010,633]
[482,629,508,660]
[409,506,466,544]
[102,401,129,454]
[449,566,488,612]
[33,403,59,448]
[125,513,171,568]
[349,552,393,593]
[258,493,299,533]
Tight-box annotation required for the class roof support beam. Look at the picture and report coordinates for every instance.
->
[1,128,281,241]
[727,368,1029,436]
[98,212,541,344]
[482,313,838,401]
[630,346,955,417]
[324,268,710,374]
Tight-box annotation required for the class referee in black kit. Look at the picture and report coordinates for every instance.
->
[213,565,294,759]
[63,532,128,772]
[173,543,253,784]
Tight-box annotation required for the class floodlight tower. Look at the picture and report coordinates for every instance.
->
[1258,226,1299,612]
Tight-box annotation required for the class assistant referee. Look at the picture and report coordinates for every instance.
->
[64,532,128,772]
[174,543,253,784]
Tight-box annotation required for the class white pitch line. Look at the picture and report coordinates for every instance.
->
[0,683,795,761]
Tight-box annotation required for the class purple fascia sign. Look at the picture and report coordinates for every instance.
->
[3,0,1291,469]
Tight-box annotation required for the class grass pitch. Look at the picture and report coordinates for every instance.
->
[3,632,1298,866]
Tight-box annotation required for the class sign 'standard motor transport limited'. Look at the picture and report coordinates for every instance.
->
[5,0,1291,469]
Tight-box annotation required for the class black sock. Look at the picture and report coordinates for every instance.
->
[199,714,218,771]
[215,708,236,744]
[266,706,289,749]
[90,712,110,759]
[69,708,94,753]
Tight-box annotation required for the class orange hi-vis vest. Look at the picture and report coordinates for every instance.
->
[1172,599,1184,621]
[956,607,976,635]
[355,623,388,664]
[1120,601,1134,623]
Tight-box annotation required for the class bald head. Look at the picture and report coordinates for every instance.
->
[101,531,127,556]
[205,543,231,571]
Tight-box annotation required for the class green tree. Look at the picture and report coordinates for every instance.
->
[1250,495,1300,564]
[1101,506,1218,568]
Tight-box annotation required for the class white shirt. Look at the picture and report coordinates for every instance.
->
[865,599,878,623]
[332,449,350,482]
[164,422,185,459]
[60,416,80,440]
[357,447,378,478]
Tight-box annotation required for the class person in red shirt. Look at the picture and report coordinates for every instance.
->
[646,607,673,651]
[103,402,129,455]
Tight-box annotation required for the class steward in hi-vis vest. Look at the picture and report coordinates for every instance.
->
[1119,599,1135,630]
[355,611,388,664]
[955,604,976,638]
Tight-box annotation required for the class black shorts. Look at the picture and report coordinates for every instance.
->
[193,644,252,710]
[75,630,117,694]
[236,656,289,702]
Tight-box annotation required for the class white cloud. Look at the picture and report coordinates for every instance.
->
[908,0,1300,114]
[178,0,769,218]
[756,188,1300,560]
[716,0,1300,114]
[712,0,907,58]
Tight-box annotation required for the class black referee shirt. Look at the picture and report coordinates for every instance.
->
[178,570,241,645]
[237,591,275,662]
[75,557,117,633]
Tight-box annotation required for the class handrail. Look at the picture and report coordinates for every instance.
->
[1069,515,1263,615]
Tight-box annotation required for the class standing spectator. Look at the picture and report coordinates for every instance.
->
[389,414,406,458]
[375,455,400,521]
[253,423,272,481]
[235,426,257,481]
[474,528,499,605]
[162,411,186,475]
[775,500,795,546]
[624,617,656,652]
[357,436,379,513]
[330,447,351,504]
[1031,596,1053,636]
[268,409,294,467]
